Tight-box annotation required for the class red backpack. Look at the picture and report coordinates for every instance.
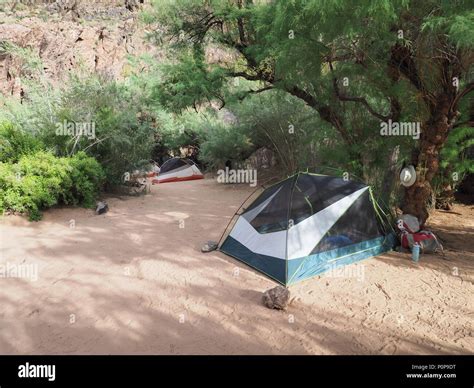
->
[397,214,443,253]
[400,230,443,253]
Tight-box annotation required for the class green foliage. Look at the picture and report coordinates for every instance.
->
[0,151,105,221]
[1,0,471,221]
[0,122,43,163]
[3,72,159,185]
[66,152,106,208]
[153,109,201,156]
[228,90,326,173]
[435,125,474,189]
[155,49,226,112]
[0,41,44,77]
[440,126,474,172]
[199,121,254,169]
[145,0,473,214]
[422,10,474,49]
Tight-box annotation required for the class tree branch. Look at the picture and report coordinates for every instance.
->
[452,120,474,128]
[389,43,436,109]
[193,14,353,145]
[451,81,474,111]
[228,71,260,81]
[237,86,273,100]
[336,92,391,121]
[329,61,391,121]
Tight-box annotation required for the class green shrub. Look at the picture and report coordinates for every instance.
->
[67,151,106,208]
[0,122,43,163]
[0,151,105,220]
[199,123,254,169]
[35,74,157,185]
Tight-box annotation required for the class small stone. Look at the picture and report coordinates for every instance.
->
[201,240,218,252]
[262,286,290,310]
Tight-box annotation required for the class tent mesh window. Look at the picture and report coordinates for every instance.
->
[243,176,296,234]
[309,189,381,254]
[160,158,188,173]
[289,174,367,226]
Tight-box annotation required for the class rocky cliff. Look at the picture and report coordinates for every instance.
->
[0,0,157,98]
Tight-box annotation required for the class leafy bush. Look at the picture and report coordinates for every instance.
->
[0,151,105,220]
[439,126,474,182]
[0,122,43,163]
[37,74,157,184]
[0,152,69,220]
[1,71,158,185]
[432,125,474,208]
[199,122,254,169]
[67,152,106,207]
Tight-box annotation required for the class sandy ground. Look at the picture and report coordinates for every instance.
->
[0,178,472,355]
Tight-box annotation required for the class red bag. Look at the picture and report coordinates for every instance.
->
[400,230,443,253]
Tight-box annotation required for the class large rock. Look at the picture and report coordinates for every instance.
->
[262,286,290,310]
[245,147,276,170]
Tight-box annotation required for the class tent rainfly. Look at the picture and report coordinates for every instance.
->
[219,173,395,286]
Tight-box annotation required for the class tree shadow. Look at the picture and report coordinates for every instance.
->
[0,180,471,355]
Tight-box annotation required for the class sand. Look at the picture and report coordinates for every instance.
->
[0,178,472,354]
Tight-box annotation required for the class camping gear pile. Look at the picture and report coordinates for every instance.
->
[396,214,443,254]
[219,172,395,286]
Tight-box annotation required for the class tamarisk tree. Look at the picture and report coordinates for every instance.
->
[146,0,473,223]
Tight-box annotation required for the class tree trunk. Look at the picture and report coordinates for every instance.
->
[401,95,459,226]
[380,145,400,206]
[435,166,455,210]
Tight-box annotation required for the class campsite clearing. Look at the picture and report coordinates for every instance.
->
[0,179,472,354]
